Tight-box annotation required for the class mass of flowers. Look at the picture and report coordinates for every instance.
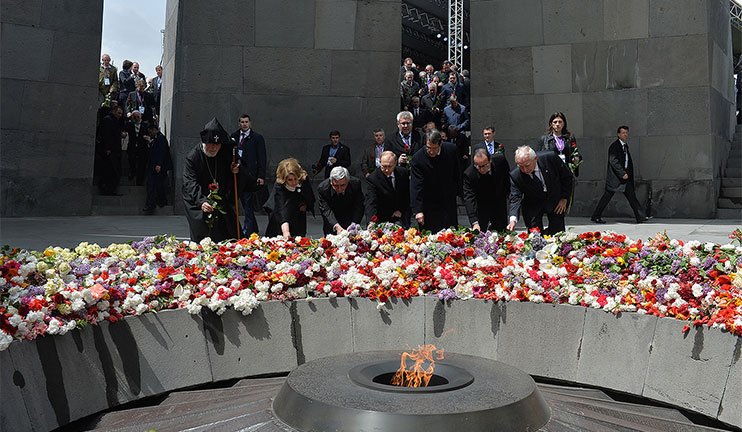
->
[1,225,741,351]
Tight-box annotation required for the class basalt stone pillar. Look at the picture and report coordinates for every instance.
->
[0,1,102,216]
[471,0,734,218]
[161,0,401,214]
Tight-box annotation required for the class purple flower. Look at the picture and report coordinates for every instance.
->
[27,286,45,296]
[436,288,457,300]
[73,263,91,276]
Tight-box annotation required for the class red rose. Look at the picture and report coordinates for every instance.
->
[209,183,218,191]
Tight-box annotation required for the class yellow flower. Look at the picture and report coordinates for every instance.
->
[629,247,638,253]
[617,257,625,265]
[267,251,280,262]
[44,248,55,257]
[553,256,564,264]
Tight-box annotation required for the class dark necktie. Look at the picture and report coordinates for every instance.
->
[623,144,629,169]
[386,175,394,190]
[531,173,543,190]
[240,133,246,147]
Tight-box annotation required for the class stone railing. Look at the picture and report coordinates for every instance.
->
[1,298,740,431]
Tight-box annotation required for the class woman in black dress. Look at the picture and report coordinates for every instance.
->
[264,158,316,239]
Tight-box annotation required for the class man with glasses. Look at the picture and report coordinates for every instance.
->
[507,146,571,234]
[410,129,459,232]
[365,151,410,228]
[317,166,365,235]
[462,148,510,232]
[389,111,423,165]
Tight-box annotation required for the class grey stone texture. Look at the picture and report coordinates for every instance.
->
[497,302,586,381]
[471,0,734,218]
[203,301,297,382]
[576,309,657,395]
[643,317,736,418]
[351,297,425,352]
[2,299,741,430]
[163,0,400,213]
[423,297,499,360]
[0,0,102,216]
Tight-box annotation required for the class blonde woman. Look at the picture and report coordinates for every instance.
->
[264,158,316,239]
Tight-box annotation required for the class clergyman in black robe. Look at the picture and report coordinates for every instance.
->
[182,118,253,242]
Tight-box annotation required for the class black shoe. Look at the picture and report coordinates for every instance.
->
[590,217,606,224]
[636,216,652,223]
[142,207,155,215]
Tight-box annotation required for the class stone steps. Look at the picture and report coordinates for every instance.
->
[91,183,175,215]
[717,128,741,217]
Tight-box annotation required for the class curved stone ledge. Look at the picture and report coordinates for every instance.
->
[1,298,740,431]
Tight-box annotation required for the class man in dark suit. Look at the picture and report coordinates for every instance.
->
[317,167,365,235]
[149,65,163,109]
[96,105,124,195]
[507,146,572,235]
[463,148,510,232]
[127,79,157,125]
[361,128,389,178]
[365,151,410,228]
[591,126,649,224]
[124,110,150,185]
[471,125,505,157]
[142,123,172,214]
[410,129,459,233]
[315,130,351,179]
[410,97,433,131]
[439,72,467,107]
[231,114,267,235]
[388,111,424,166]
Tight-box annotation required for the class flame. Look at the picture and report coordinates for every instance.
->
[391,344,445,387]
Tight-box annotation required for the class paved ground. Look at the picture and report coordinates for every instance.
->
[0,214,739,251]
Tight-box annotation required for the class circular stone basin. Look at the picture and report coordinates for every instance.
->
[272,351,551,432]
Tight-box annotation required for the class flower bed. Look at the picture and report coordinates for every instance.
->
[1,225,741,351]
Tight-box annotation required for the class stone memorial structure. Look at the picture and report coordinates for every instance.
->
[471,0,735,218]
[0,0,734,219]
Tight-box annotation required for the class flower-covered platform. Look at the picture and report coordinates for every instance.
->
[1,225,741,430]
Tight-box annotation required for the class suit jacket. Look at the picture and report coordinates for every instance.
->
[316,143,351,179]
[99,65,118,95]
[410,142,459,233]
[118,69,136,95]
[442,103,469,131]
[439,82,467,106]
[604,139,633,193]
[472,140,505,157]
[231,129,267,180]
[317,176,365,234]
[126,90,157,123]
[147,132,173,173]
[361,141,390,176]
[400,81,421,109]
[365,166,410,226]
[508,151,572,221]
[538,133,582,177]
[421,92,442,111]
[388,130,424,160]
[96,113,123,157]
[124,120,150,154]
[462,154,510,230]
[411,107,433,130]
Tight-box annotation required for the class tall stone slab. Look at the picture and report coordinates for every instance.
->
[0,1,103,216]
[162,0,400,212]
[471,0,734,218]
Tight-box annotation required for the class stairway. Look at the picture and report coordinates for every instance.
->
[91,157,175,216]
[717,124,742,219]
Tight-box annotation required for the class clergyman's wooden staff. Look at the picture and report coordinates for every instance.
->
[233,146,241,240]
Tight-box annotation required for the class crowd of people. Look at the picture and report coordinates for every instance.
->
[94,54,168,214]
[91,53,649,240]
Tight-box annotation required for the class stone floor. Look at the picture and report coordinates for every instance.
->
[0,214,739,251]
[59,375,732,432]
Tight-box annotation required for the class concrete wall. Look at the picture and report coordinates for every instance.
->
[470,0,735,218]
[2,300,740,430]
[161,0,401,212]
[0,1,102,216]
